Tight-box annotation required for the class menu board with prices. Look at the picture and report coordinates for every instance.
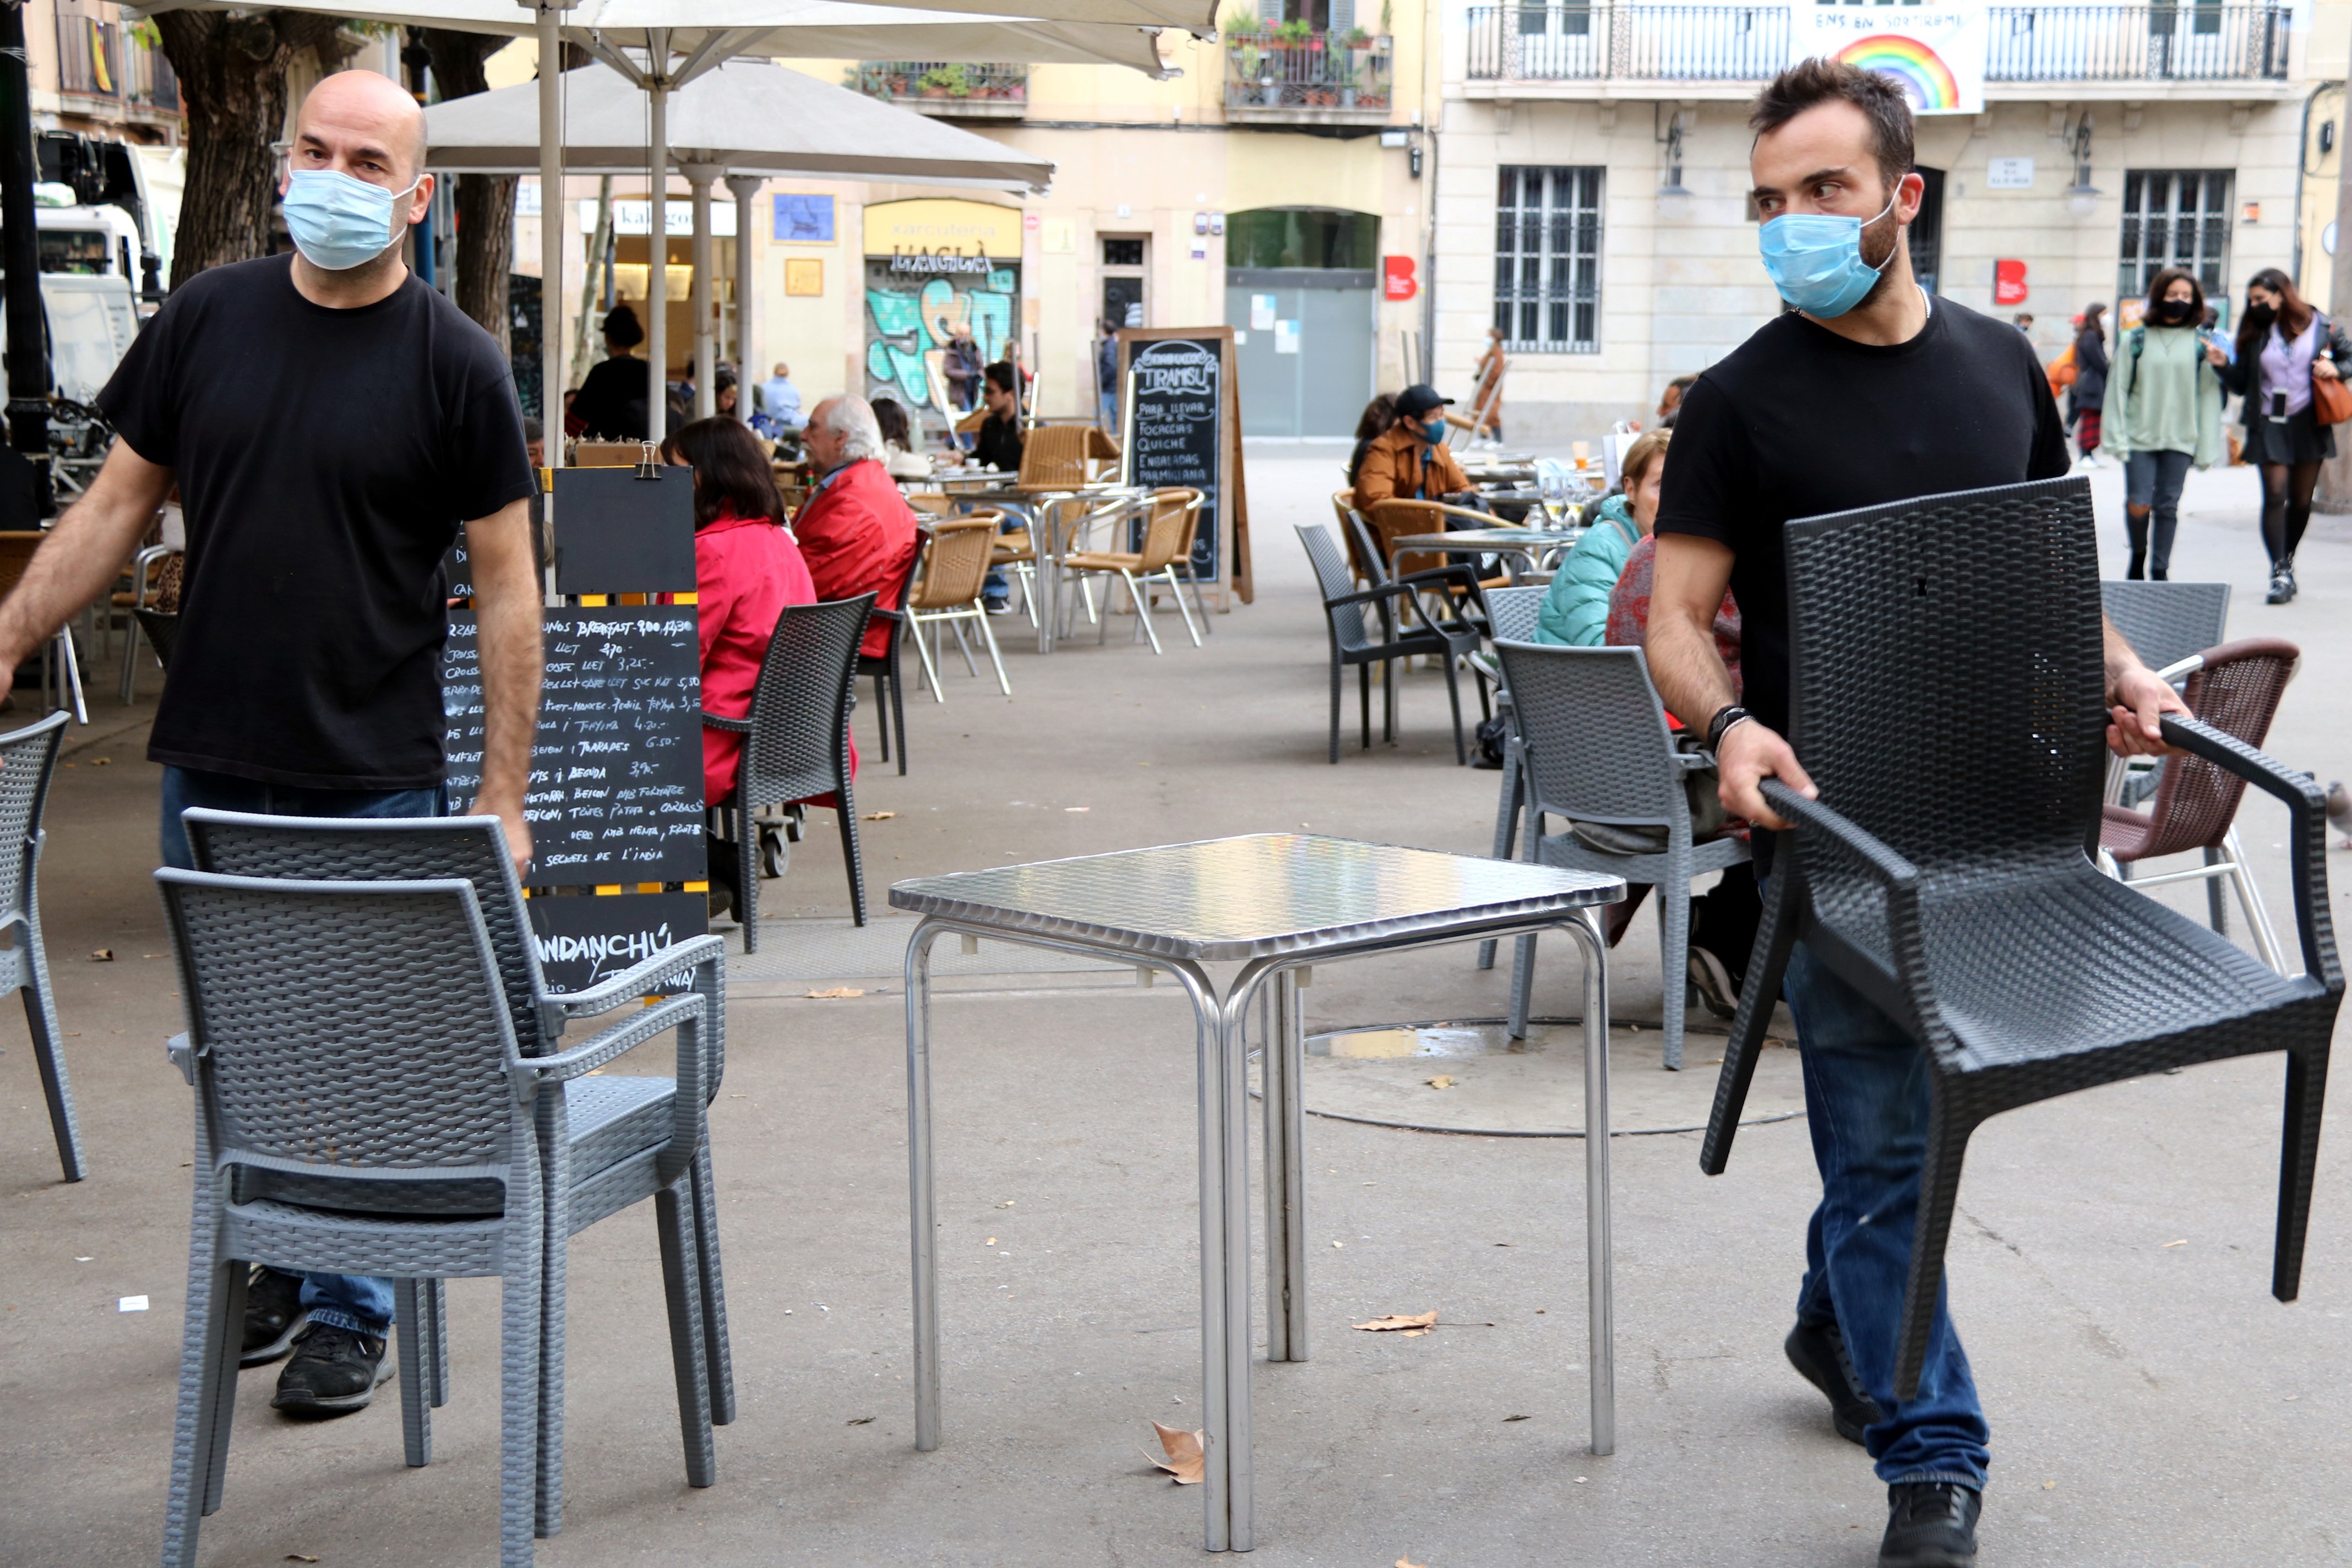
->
[1117,326,1251,602]
[443,609,705,888]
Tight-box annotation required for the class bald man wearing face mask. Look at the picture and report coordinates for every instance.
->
[0,69,541,1415]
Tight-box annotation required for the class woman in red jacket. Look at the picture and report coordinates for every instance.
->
[663,417,819,916]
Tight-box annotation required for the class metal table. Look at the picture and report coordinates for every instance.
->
[1391,525,1587,575]
[892,835,1624,1551]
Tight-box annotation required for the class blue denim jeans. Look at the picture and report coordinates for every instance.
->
[161,765,450,1338]
[1783,937,1991,1490]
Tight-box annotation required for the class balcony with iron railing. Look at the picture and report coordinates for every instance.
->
[850,61,1027,118]
[1464,4,2289,90]
[1223,28,1395,125]
[55,12,180,114]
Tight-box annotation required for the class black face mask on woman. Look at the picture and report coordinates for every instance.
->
[2244,301,2277,331]
[2154,298,2195,324]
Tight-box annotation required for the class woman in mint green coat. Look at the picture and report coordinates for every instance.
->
[1535,427,1670,645]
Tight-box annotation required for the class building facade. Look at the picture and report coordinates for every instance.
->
[1427,0,2350,445]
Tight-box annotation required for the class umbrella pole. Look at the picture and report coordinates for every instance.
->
[538,0,565,472]
[727,175,760,426]
[647,61,668,444]
[687,165,715,421]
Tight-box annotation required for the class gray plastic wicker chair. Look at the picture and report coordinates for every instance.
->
[158,870,712,1568]
[0,711,83,1181]
[1473,587,1551,972]
[179,811,733,1536]
[1701,476,2340,1401]
[1297,522,1481,765]
[2099,579,2229,674]
[705,593,877,946]
[1493,640,1747,1069]
[857,547,925,776]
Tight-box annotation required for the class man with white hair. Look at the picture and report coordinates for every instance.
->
[0,69,541,1415]
[796,394,920,660]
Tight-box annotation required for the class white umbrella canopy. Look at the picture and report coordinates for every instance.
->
[421,61,1054,187]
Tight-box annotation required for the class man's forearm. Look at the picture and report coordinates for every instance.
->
[469,499,542,815]
[0,440,171,665]
[1646,608,1739,736]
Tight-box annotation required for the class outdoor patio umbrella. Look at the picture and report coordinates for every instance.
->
[422,61,1053,421]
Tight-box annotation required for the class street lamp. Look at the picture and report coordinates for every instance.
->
[1657,107,1692,219]
[2062,112,2100,219]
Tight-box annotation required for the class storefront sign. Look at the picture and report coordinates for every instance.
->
[1993,258,2028,306]
[861,200,1023,417]
[579,199,736,237]
[1382,254,1418,301]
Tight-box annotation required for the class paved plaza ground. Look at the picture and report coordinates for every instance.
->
[2,449,2348,1566]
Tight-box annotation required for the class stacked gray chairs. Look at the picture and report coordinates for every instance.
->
[706,593,876,946]
[1493,640,1747,1070]
[1703,476,2340,1400]
[2099,579,2231,816]
[159,869,712,1567]
[1473,586,1549,972]
[181,810,731,1538]
[0,712,83,1180]
[1297,521,1482,765]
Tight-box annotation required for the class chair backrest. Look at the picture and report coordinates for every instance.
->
[1295,522,1379,654]
[0,712,66,932]
[1493,640,1686,830]
[908,515,1000,611]
[159,870,526,1185]
[741,593,876,813]
[1134,489,1196,573]
[2131,636,2299,857]
[1344,513,1391,589]
[2101,579,2230,674]
[1784,477,2107,901]
[1156,488,1205,575]
[1365,499,1449,578]
[1483,585,1548,645]
[1016,424,1092,490]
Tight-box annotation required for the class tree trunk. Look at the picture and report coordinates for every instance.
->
[153,12,351,288]
[421,29,514,354]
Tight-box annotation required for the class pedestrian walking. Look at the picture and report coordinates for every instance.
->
[2101,268,2227,580]
[2218,267,2351,603]
[1096,323,1121,435]
[2069,302,2109,464]
[1646,58,2184,1568]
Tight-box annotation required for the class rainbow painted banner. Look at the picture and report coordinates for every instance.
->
[1788,1,1987,116]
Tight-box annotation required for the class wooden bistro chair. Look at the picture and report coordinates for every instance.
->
[1060,489,1204,653]
[1366,498,1513,596]
[907,514,1012,699]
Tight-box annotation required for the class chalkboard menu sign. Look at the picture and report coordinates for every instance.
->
[1122,336,1223,581]
[526,889,708,994]
[550,465,696,596]
[443,609,705,887]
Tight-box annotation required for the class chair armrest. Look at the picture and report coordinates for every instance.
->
[2159,715,2341,989]
[869,606,903,625]
[1324,581,1425,612]
[167,1031,197,1084]
[1762,781,1919,891]
[552,934,728,1021]
[1395,564,1483,596]
[1670,750,1713,775]
[531,993,705,1085]
[700,711,752,733]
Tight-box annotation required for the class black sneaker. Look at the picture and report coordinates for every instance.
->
[271,1323,395,1416]
[1879,1481,1980,1567]
[239,1266,308,1368]
[2268,567,2294,605]
[1784,1319,1884,1445]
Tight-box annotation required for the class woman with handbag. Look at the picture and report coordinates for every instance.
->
[2220,267,2351,603]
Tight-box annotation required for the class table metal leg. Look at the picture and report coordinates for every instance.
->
[1262,970,1308,1364]
[906,924,944,1452]
[1178,977,1232,1551]
[1564,910,1615,1456]
[1216,985,1254,1550]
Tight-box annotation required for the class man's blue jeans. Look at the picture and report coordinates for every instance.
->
[1783,937,1991,1491]
[161,765,449,1338]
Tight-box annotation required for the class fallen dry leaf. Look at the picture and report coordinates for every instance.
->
[1146,1422,1204,1484]
[846,1415,876,1425]
[1425,1075,1454,1090]
[1502,1413,1532,1422]
[2162,1239,2188,1248]
[90,948,113,962]
[804,987,864,999]
[1353,1310,1439,1333]
[286,1557,321,1565]
[862,810,896,820]
[89,757,110,766]
[1398,1558,1428,1568]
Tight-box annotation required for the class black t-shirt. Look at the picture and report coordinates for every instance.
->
[974,412,1023,474]
[100,254,533,789]
[1657,295,2069,751]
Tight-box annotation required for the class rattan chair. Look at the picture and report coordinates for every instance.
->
[2099,636,2297,973]
[906,515,1010,699]
[117,542,178,703]
[1701,476,2340,1401]
[157,869,715,1568]
[1366,497,1510,585]
[1493,640,1746,1069]
[1472,587,1549,971]
[1060,488,1201,652]
[1014,423,1094,494]
[705,594,876,943]
[1158,487,1213,634]
[858,546,924,775]
[1296,522,1479,765]
[0,712,81,1180]
[179,810,736,1531]
[2100,579,2231,810]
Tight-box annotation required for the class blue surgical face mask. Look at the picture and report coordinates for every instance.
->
[1757,186,1901,319]
[282,167,420,272]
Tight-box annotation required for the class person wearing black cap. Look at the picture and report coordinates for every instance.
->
[1349,382,1472,511]
[565,303,652,441]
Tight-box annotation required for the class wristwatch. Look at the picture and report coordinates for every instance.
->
[1705,704,1754,753]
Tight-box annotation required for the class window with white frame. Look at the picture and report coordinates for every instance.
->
[1494,165,1603,353]
[2117,170,2233,303]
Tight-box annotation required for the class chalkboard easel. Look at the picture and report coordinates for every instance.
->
[1114,326,1252,607]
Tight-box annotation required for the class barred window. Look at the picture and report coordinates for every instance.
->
[2117,170,2233,303]
[1494,166,1603,353]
